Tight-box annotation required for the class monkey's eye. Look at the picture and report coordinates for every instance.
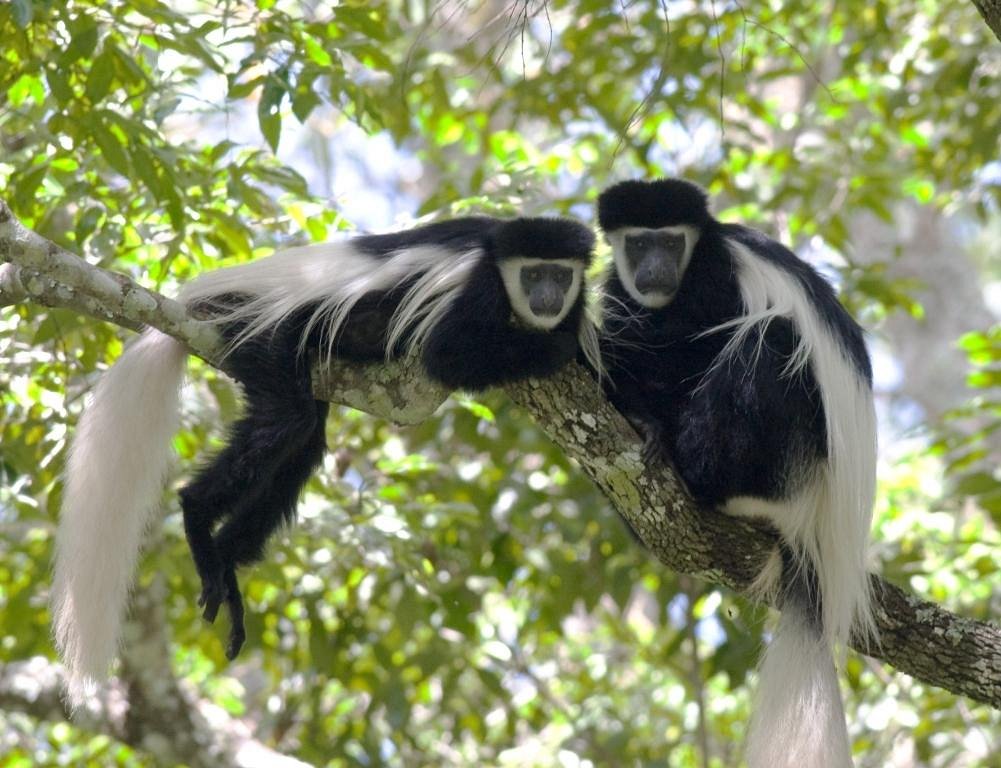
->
[627,234,652,250]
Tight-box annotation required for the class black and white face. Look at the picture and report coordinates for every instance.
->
[607,225,698,309]
[498,257,584,330]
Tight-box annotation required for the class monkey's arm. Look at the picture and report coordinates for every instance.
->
[420,263,580,391]
[422,320,578,391]
[596,330,666,457]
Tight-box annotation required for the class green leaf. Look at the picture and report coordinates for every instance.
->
[86,49,115,103]
[63,18,99,64]
[14,163,47,211]
[129,144,167,202]
[74,206,104,244]
[257,75,286,153]
[7,74,44,107]
[45,67,73,104]
[303,35,333,67]
[291,88,321,123]
[91,119,131,176]
[954,472,1000,497]
[455,397,495,423]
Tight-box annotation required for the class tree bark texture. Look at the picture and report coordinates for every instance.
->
[2,198,1000,722]
[972,0,1001,41]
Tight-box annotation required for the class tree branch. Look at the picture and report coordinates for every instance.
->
[2,198,999,714]
[972,0,1001,41]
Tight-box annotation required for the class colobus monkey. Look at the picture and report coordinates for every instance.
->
[597,179,876,768]
[52,215,598,705]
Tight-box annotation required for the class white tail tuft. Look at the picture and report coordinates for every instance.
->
[51,329,187,707]
[746,604,853,768]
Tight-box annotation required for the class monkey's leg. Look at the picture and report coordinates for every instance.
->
[180,388,320,623]
[210,399,329,659]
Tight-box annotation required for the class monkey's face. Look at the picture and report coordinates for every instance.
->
[607,225,698,309]
[499,258,583,330]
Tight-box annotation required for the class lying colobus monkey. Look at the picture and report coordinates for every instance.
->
[597,179,876,768]
[52,215,598,704]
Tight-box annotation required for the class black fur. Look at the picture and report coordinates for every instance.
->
[354,216,498,258]
[598,179,874,761]
[598,178,712,233]
[181,215,595,657]
[488,216,596,263]
[598,179,869,509]
[420,255,583,389]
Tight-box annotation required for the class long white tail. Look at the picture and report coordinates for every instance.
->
[715,240,877,766]
[746,599,852,768]
[51,329,187,706]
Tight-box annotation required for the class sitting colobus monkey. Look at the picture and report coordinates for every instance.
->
[596,179,876,768]
[52,215,598,705]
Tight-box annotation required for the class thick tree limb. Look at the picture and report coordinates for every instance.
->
[972,0,1001,41]
[2,198,1000,714]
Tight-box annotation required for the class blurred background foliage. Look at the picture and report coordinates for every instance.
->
[1,0,999,766]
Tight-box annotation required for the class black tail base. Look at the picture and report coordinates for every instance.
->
[778,543,823,632]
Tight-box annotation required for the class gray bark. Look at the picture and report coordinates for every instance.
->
[2,197,1000,724]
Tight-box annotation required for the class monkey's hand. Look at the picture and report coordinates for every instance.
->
[423,325,580,390]
[639,421,672,467]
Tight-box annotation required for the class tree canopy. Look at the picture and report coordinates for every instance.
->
[1,1,999,766]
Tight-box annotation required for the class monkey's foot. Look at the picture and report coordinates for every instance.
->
[197,572,228,624]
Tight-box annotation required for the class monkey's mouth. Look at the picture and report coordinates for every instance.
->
[639,286,676,300]
[529,297,565,317]
[634,288,676,309]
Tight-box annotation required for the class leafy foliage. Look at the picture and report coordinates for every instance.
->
[1,1,999,766]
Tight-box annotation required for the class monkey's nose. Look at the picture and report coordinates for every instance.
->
[530,288,564,316]
[635,257,677,294]
[635,270,675,294]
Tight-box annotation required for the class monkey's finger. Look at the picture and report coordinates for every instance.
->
[226,625,246,660]
[198,579,226,623]
[224,569,246,660]
[202,596,222,623]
